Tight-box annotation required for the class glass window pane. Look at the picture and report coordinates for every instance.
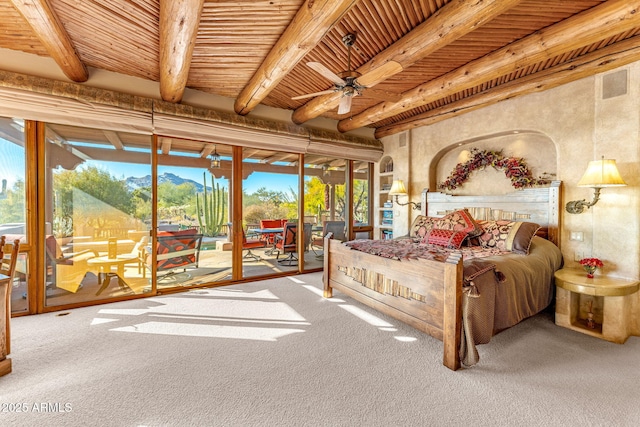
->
[353,162,372,239]
[0,117,28,314]
[302,156,347,270]
[155,138,231,289]
[242,148,299,278]
[0,117,26,241]
[44,124,152,306]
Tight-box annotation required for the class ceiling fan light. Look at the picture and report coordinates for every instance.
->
[338,95,352,115]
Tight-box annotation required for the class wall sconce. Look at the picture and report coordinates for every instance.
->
[210,145,221,169]
[565,157,626,214]
[388,180,422,210]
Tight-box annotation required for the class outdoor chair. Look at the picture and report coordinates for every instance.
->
[311,220,346,254]
[258,219,286,246]
[45,235,97,293]
[242,228,266,261]
[121,235,149,278]
[150,229,203,283]
[303,223,312,252]
[274,223,298,266]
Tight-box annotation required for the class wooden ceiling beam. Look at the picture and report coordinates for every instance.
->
[261,153,295,164]
[340,0,640,133]
[375,35,640,138]
[10,0,88,82]
[161,138,172,155]
[103,131,124,150]
[200,145,214,158]
[234,0,359,116]
[159,0,205,103]
[290,0,523,124]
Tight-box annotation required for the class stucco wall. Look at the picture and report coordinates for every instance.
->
[381,61,640,280]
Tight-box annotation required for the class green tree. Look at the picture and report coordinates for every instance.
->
[157,181,196,208]
[332,181,367,223]
[55,166,134,218]
[53,166,136,234]
[245,187,290,207]
[304,177,327,219]
[0,180,26,223]
[131,186,152,224]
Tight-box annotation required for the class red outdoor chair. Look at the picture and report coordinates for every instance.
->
[150,229,203,282]
[274,223,298,266]
[242,228,266,261]
[258,219,285,246]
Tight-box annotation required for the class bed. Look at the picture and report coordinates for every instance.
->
[322,181,562,370]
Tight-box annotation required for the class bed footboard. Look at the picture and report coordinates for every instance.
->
[323,237,463,370]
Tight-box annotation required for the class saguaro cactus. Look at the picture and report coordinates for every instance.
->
[196,172,227,236]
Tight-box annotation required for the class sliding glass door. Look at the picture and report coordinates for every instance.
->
[0,117,29,315]
[8,116,373,314]
[155,138,232,289]
[352,162,373,240]
[44,124,152,306]
[241,147,299,278]
[302,156,347,271]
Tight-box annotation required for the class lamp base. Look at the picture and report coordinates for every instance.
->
[565,188,601,214]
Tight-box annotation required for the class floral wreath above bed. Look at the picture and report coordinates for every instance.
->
[438,148,552,191]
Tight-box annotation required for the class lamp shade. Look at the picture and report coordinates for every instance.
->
[388,180,408,195]
[577,158,626,188]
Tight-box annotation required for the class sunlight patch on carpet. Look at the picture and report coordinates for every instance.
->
[90,317,120,325]
[183,288,280,299]
[339,304,394,328]
[110,321,305,341]
[98,308,157,316]
[149,313,310,326]
[301,284,346,302]
[394,336,418,342]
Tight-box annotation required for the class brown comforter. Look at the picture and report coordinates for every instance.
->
[461,237,563,365]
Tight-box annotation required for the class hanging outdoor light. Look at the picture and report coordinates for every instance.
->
[210,145,221,169]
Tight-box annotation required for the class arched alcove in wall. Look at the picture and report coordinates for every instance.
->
[428,130,557,195]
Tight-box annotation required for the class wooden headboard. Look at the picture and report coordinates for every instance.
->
[422,181,561,247]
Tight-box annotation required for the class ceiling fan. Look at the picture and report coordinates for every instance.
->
[292,33,402,115]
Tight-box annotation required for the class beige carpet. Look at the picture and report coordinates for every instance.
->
[3,272,639,426]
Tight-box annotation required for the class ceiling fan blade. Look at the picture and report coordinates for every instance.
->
[291,89,337,100]
[356,61,404,87]
[307,62,346,86]
[364,88,403,103]
[337,95,352,115]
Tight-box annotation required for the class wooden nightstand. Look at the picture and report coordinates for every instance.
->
[555,268,639,343]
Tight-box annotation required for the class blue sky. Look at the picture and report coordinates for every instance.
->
[0,136,297,194]
[0,138,25,188]
[95,160,298,194]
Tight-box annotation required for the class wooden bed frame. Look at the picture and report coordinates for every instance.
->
[323,181,561,370]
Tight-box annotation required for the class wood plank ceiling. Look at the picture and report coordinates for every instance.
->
[2,0,640,139]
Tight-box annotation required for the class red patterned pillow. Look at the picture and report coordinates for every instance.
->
[477,220,540,254]
[422,228,468,249]
[434,209,483,238]
[409,215,437,239]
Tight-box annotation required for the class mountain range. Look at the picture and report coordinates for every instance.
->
[125,172,210,192]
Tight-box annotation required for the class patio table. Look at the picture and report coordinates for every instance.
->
[253,228,283,255]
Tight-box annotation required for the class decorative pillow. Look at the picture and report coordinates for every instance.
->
[409,215,437,239]
[476,220,540,255]
[422,229,467,249]
[434,209,483,238]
